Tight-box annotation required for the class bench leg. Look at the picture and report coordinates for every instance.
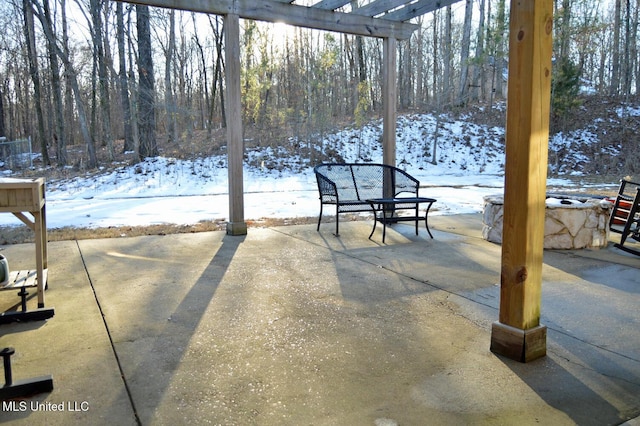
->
[316,203,341,237]
[368,214,378,240]
[369,205,389,243]
[316,203,323,232]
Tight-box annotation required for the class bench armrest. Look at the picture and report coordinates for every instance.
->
[393,168,420,197]
[315,171,339,203]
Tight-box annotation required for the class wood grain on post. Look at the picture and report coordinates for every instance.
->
[490,0,553,362]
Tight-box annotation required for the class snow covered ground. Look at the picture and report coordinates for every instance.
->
[0,113,619,229]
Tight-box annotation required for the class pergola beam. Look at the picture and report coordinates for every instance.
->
[312,0,352,10]
[119,0,419,39]
[384,0,461,22]
[352,0,409,17]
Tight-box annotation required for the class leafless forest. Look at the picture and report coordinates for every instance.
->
[0,0,638,175]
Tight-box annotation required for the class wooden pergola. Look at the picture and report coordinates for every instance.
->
[118,0,554,363]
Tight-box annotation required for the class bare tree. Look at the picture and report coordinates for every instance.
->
[443,6,453,104]
[31,0,97,168]
[611,0,622,95]
[209,15,226,130]
[492,0,508,101]
[623,0,633,95]
[43,0,66,166]
[61,0,74,151]
[190,12,207,137]
[136,4,158,159]
[89,0,113,160]
[116,1,133,153]
[166,10,178,144]
[470,0,486,102]
[0,87,5,138]
[457,0,473,106]
[22,0,49,165]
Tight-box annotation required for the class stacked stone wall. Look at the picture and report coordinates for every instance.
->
[482,196,612,249]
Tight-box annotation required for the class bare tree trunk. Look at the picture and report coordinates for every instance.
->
[414,19,425,108]
[348,1,367,115]
[494,0,507,100]
[90,0,113,160]
[136,4,158,160]
[0,87,5,138]
[165,10,178,144]
[634,0,640,100]
[457,0,473,106]
[471,0,486,102]
[610,0,622,95]
[443,6,453,104]
[623,0,632,95]
[558,0,572,60]
[192,12,210,134]
[42,0,65,166]
[128,39,140,154]
[209,15,226,130]
[61,0,75,149]
[432,10,439,102]
[23,0,49,165]
[31,0,95,167]
[59,0,72,163]
[116,2,133,153]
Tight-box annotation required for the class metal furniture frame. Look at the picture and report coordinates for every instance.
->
[609,178,640,256]
[367,197,437,243]
[314,163,422,236]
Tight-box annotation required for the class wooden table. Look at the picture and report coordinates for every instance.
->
[367,197,437,243]
[0,178,53,323]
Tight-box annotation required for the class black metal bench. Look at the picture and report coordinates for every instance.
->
[609,178,640,256]
[314,163,425,236]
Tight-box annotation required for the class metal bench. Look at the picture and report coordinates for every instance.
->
[314,163,431,237]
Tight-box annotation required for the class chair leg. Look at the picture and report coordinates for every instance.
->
[317,203,323,231]
[615,188,640,256]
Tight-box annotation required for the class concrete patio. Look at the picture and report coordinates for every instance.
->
[0,214,639,425]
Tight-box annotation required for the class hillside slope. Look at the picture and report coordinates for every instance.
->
[461,96,639,177]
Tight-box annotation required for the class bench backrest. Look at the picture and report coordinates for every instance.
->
[314,163,419,202]
[610,178,640,229]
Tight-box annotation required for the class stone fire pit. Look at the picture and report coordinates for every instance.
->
[482,195,613,249]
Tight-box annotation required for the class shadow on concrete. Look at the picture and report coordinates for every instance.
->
[497,351,638,425]
[90,233,245,424]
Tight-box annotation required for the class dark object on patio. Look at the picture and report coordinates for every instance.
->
[314,163,424,236]
[0,347,53,400]
[609,178,640,256]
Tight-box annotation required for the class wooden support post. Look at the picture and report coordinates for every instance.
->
[382,37,397,199]
[490,0,553,362]
[382,37,397,168]
[34,207,46,307]
[224,13,247,236]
